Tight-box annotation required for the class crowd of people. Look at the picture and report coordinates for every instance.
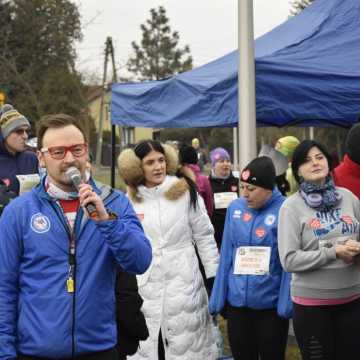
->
[0,102,359,360]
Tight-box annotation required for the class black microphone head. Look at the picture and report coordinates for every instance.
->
[65,167,82,190]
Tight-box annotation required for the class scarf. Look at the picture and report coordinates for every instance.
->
[299,175,341,212]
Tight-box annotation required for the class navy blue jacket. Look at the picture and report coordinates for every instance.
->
[0,133,38,195]
[0,178,152,359]
[209,188,285,313]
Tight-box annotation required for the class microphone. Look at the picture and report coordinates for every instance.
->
[66,167,98,219]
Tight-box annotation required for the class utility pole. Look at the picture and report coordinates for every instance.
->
[95,37,114,167]
[109,39,118,188]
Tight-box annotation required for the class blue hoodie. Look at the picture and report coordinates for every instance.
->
[209,188,285,313]
[0,133,38,195]
[0,178,152,359]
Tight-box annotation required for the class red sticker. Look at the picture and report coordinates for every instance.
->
[231,185,238,192]
[341,215,353,225]
[241,170,250,181]
[243,212,252,222]
[309,218,321,229]
[255,228,266,238]
[137,213,144,221]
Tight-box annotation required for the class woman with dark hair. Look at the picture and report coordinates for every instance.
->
[278,140,360,360]
[117,140,219,360]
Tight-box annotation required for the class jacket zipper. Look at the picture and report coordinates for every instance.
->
[245,211,257,307]
[50,201,78,358]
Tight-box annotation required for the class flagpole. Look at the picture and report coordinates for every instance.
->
[238,0,257,171]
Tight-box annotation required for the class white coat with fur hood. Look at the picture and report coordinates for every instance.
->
[118,145,219,360]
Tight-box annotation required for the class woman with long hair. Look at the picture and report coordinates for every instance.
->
[118,140,219,360]
[278,140,360,360]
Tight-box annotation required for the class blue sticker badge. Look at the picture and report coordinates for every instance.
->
[31,213,51,234]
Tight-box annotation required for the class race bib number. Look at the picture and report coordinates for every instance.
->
[214,192,238,209]
[234,246,271,275]
[16,174,40,194]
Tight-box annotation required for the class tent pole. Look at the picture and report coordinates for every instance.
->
[233,127,238,170]
[238,0,257,172]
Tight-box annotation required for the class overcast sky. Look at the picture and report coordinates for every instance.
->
[75,0,291,80]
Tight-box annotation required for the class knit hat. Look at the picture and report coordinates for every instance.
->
[345,123,360,164]
[210,147,230,167]
[276,136,300,159]
[179,144,198,165]
[241,156,276,190]
[0,104,30,139]
[191,138,200,146]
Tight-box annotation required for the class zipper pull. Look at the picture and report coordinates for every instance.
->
[67,277,74,293]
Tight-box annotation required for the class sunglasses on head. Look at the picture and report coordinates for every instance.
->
[40,143,88,160]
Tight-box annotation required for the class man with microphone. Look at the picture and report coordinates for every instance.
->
[0,114,152,360]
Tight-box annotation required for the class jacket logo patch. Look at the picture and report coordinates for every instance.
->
[1,178,10,187]
[31,213,51,234]
[265,214,276,226]
[243,212,252,222]
[255,228,266,238]
[233,209,242,218]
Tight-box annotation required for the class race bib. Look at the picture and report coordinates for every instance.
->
[16,174,40,194]
[234,246,271,275]
[214,192,238,209]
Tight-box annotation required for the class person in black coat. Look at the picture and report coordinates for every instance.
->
[116,270,149,360]
[208,147,239,250]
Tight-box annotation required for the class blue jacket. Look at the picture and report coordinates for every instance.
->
[209,188,285,314]
[0,133,39,195]
[0,178,152,359]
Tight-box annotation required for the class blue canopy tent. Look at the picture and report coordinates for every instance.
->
[111,0,360,128]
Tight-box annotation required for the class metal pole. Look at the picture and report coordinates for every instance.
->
[233,127,238,170]
[238,0,257,171]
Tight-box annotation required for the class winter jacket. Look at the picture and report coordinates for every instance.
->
[208,172,239,249]
[127,175,219,360]
[333,154,360,200]
[0,178,152,359]
[0,133,38,195]
[209,188,285,314]
[187,164,214,217]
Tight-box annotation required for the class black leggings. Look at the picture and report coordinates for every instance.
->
[227,305,289,360]
[293,298,360,360]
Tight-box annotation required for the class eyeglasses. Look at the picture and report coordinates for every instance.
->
[41,143,88,160]
[13,128,30,136]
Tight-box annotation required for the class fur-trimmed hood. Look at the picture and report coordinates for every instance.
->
[117,144,195,203]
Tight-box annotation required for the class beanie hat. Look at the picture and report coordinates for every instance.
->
[241,156,276,190]
[276,136,300,159]
[0,104,30,139]
[210,147,230,167]
[179,144,198,165]
[191,138,200,146]
[345,123,360,164]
